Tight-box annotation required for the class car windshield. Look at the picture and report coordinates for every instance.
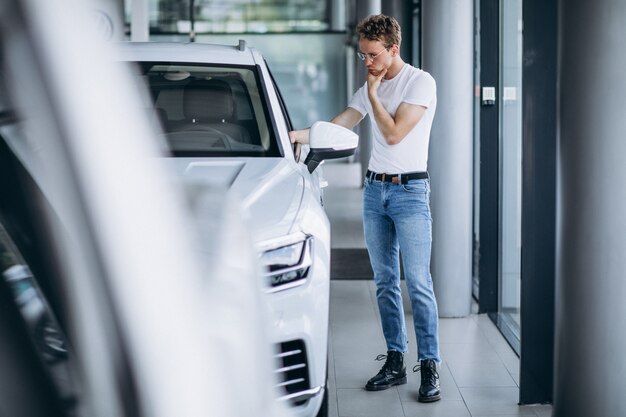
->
[136,62,282,158]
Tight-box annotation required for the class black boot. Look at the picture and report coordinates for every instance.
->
[416,359,441,402]
[365,351,407,391]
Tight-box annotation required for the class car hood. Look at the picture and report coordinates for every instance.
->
[168,158,304,242]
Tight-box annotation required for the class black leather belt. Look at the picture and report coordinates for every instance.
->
[366,170,429,184]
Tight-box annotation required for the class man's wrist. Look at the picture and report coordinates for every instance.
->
[289,128,310,144]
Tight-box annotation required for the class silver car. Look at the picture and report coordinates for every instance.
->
[117,41,358,417]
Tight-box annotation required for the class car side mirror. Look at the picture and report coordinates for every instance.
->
[304,121,359,173]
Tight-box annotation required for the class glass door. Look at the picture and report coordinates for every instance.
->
[497,0,523,352]
[472,0,481,300]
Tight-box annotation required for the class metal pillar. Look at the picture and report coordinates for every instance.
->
[554,0,626,415]
[330,0,346,31]
[518,0,557,404]
[131,0,149,41]
[381,0,414,65]
[421,0,473,317]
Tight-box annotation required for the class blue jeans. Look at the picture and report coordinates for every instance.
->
[363,177,440,362]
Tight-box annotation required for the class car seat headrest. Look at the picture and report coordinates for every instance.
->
[183,79,234,122]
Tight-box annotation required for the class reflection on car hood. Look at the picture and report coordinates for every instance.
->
[168,158,304,242]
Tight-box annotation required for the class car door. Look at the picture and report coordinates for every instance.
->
[267,64,327,207]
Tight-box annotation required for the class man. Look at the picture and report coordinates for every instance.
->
[289,14,441,402]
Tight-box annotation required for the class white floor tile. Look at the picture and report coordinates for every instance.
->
[402,400,471,417]
[337,388,405,417]
[460,387,535,416]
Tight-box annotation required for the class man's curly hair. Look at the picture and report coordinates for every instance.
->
[356,14,402,48]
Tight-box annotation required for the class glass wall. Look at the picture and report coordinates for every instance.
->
[498,0,523,351]
[472,0,481,299]
[128,0,330,33]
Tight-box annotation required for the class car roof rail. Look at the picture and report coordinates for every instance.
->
[238,39,246,51]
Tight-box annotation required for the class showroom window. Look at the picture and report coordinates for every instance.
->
[129,0,330,34]
[497,0,523,352]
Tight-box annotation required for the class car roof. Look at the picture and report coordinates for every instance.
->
[115,41,261,66]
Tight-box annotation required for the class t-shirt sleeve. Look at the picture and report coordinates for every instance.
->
[347,83,368,116]
[403,72,436,108]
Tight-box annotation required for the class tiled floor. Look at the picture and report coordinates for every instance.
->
[321,161,553,417]
[326,280,553,417]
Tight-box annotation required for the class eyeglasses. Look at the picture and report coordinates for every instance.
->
[357,47,388,62]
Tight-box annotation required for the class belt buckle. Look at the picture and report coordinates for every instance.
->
[392,176,399,184]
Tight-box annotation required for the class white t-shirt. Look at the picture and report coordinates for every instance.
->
[348,64,437,173]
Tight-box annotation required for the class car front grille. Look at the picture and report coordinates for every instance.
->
[274,339,310,406]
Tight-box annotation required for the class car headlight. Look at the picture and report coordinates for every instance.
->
[259,235,313,293]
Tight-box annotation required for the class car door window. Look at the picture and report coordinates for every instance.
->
[0,208,80,417]
[0,109,79,417]
[267,64,302,160]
